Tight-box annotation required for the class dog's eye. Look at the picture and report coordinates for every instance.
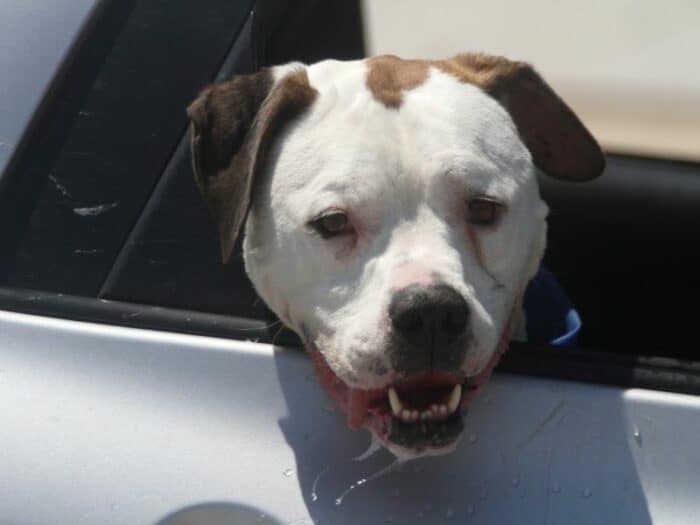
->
[467,198,500,226]
[310,211,352,238]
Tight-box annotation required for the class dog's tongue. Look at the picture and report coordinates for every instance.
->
[348,388,372,429]
[310,346,372,428]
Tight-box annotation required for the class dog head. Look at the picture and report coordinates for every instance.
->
[187,54,604,459]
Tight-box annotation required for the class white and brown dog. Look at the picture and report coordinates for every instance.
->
[187,54,604,459]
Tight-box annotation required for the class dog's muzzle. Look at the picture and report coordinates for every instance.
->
[304,283,503,456]
[372,284,470,452]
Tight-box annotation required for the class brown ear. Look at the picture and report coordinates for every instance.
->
[187,68,316,263]
[440,54,605,181]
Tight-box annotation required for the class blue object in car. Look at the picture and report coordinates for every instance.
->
[523,265,581,347]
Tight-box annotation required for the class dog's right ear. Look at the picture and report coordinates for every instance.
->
[187,68,316,263]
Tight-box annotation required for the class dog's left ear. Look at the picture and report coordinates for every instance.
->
[187,68,316,263]
[444,54,605,182]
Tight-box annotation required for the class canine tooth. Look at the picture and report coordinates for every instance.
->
[388,388,403,416]
[447,384,462,413]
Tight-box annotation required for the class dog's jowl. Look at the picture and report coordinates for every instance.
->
[187,53,604,458]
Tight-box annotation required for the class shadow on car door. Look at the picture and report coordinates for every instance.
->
[275,351,652,524]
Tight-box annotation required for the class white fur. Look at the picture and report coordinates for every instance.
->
[244,59,548,389]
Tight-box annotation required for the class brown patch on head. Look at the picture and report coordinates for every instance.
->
[366,53,603,180]
[436,53,605,181]
[366,55,429,109]
[367,53,605,181]
[435,53,523,92]
[187,68,317,262]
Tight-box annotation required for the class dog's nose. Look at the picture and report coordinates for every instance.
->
[389,284,470,371]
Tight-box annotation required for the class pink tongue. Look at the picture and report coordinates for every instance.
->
[348,389,371,429]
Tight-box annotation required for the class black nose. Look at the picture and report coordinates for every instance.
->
[389,284,470,370]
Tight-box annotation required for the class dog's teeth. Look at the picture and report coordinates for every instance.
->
[388,388,403,416]
[390,385,462,423]
[447,384,462,414]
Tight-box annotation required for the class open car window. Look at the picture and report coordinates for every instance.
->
[0,0,698,391]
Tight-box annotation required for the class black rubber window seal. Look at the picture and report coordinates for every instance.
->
[1,286,699,396]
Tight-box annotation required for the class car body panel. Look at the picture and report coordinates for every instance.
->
[2,309,698,524]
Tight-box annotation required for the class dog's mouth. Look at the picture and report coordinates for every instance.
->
[380,374,474,453]
[308,346,482,454]
[305,316,514,455]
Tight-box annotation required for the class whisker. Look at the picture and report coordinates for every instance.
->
[235,319,283,331]
[271,322,288,345]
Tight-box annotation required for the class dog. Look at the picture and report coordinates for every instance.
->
[187,53,604,459]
